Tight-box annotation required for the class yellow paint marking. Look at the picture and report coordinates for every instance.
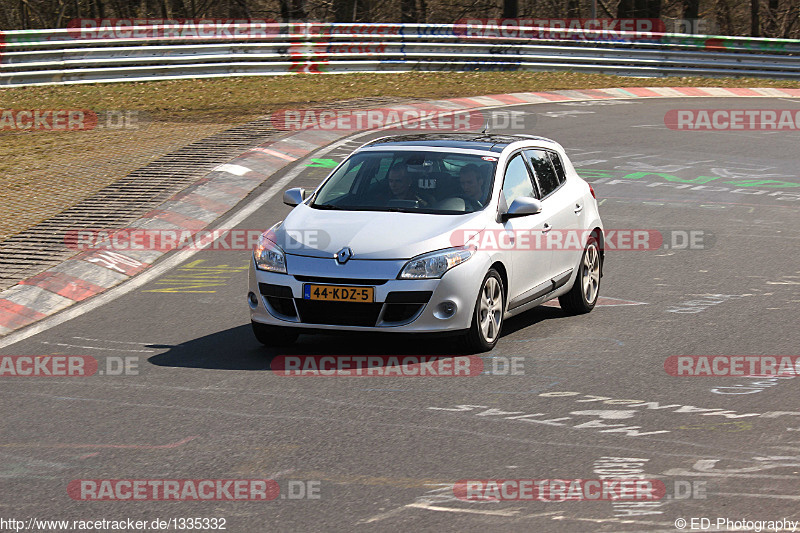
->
[142,259,249,293]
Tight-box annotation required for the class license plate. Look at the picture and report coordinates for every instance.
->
[303,284,374,303]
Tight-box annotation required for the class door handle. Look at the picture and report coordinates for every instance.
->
[574,203,583,214]
[542,223,552,233]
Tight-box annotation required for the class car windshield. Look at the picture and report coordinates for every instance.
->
[310,150,497,214]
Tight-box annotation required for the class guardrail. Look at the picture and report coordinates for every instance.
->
[1,23,798,86]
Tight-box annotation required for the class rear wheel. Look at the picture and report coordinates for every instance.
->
[251,321,299,346]
[462,269,505,353]
[558,237,601,314]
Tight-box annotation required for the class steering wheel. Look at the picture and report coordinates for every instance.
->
[458,195,483,211]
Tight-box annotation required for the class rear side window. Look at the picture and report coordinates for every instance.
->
[525,149,560,198]
[548,151,567,184]
[502,154,535,205]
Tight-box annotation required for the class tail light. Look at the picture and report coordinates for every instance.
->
[588,184,596,199]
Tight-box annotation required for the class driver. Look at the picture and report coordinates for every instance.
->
[459,164,487,206]
[382,164,431,206]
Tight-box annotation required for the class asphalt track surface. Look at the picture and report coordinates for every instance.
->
[2,97,799,533]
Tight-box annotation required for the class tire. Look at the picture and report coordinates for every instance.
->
[251,321,299,346]
[462,269,505,353]
[558,236,601,315]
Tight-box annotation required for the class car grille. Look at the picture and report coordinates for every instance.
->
[381,291,432,324]
[260,286,433,327]
[294,300,384,327]
[382,303,424,323]
[259,283,298,318]
[266,297,298,318]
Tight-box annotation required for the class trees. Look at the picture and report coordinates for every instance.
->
[279,0,307,20]
[751,0,759,35]
[616,0,662,19]
[401,0,417,22]
[503,0,517,17]
[334,0,370,21]
[1,0,797,38]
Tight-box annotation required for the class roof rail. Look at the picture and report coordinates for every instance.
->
[511,134,556,143]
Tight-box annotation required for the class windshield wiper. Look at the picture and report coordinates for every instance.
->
[311,205,420,214]
[346,206,414,213]
[310,204,346,210]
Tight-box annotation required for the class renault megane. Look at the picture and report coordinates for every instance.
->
[248,133,604,352]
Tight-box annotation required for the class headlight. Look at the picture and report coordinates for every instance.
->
[398,246,475,279]
[254,232,287,274]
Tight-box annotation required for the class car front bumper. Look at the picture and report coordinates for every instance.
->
[248,252,490,333]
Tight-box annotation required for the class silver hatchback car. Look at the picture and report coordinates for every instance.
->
[248,133,604,352]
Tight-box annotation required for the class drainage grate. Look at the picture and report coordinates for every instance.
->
[0,97,422,290]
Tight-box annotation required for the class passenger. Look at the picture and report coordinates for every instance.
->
[459,164,487,206]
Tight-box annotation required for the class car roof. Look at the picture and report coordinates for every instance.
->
[361,133,557,153]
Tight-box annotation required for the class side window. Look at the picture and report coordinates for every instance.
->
[548,151,567,184]
[525,149,560,198]
[502,154,535,206]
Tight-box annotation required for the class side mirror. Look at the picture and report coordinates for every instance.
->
[283,187,307,207]
[501,197,542,221]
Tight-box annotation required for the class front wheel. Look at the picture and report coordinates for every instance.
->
[558,236,601,314]
[251,321,299,347]
[462,269,505,353]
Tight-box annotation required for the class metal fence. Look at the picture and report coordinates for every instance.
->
[1,22,799,86]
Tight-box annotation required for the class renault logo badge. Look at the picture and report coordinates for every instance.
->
[335,247,353,264]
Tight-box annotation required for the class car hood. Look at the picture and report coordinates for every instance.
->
[272,203,489,260]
